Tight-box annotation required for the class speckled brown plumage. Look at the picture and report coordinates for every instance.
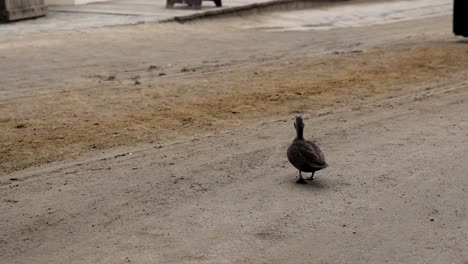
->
[287,116,327,184]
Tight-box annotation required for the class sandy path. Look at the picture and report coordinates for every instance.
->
[0,15,465,174]
[1,5,468,264]
[1,69,467,263]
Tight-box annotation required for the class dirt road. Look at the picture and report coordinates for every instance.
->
[1,3,468,264]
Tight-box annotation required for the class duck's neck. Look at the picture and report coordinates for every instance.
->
[295,126,304,140]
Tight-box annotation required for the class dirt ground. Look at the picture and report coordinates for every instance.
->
[0,8,467,264]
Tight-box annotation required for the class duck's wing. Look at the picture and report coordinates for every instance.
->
[301,141,327,168]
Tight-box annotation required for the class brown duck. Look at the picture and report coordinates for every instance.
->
[287,116,327,184]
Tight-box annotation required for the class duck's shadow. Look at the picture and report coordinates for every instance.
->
[289,177,331,190]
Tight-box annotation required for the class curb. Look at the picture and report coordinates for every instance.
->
[164,0,350,23]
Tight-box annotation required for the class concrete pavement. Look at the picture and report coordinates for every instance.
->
[0,0,288,36]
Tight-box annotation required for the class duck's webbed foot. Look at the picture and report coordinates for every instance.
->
[296,178,307,184]
[296,171,307,184]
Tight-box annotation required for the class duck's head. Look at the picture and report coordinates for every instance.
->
[294,116,304,130]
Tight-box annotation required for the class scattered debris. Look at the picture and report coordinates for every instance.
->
[333,50,363,55]
[114,153,131,158]
[89,168,105,171]
[180,67,196,73]
[173,177,184,184]
[318,111,333,117]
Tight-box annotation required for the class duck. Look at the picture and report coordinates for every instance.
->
[287,116,327,184]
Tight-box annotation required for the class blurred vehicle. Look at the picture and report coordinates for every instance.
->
[454,0,468,37]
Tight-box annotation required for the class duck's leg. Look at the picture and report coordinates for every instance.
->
[306,171,315,181]
[296,171,307,184]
